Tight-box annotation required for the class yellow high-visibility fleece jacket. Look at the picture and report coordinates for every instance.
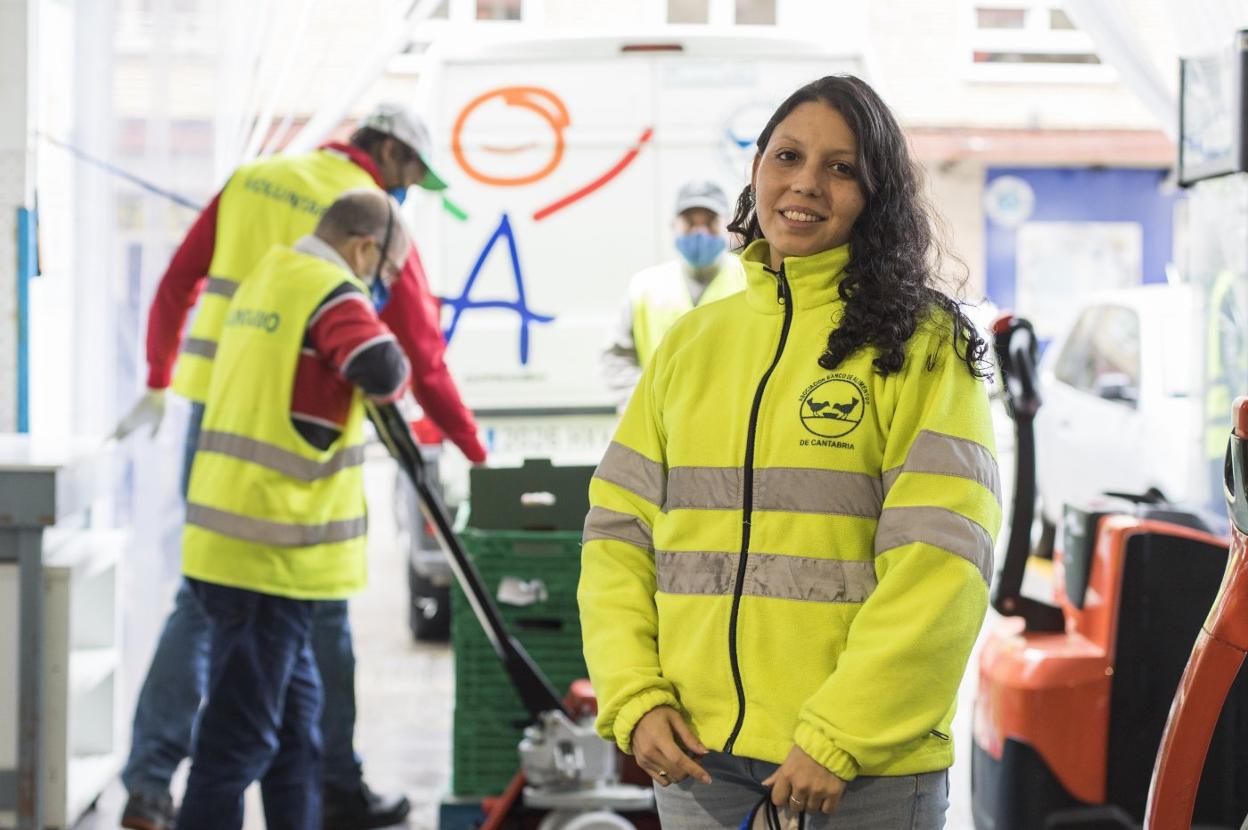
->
[578,238,1000,781]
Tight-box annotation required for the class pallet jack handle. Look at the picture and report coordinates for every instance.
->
[366,401,571,722]
[989,314,1064,632]
[1145,396,1248,829]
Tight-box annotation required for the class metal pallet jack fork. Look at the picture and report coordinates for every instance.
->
[367,402,654,830]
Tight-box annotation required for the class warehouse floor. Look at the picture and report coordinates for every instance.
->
[79,453,1003,829]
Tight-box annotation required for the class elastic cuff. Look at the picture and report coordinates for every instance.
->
[147,366,172,390]
[793,721,860,781]
[459,435,488,464]
[611,688,680,755]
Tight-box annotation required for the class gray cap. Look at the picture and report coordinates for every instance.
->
[675,180,729,217]
[359,102,447,191]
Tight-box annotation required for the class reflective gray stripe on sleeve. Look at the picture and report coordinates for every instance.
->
[182,338,217,359]
[882,467,902,499]
[666,467,740,511]
[197,430,365,483]
[594,442,666,506]
[204,277,239,299]
[874,505,994,584]
[186,503,366,547]
[656,550,875,603]
[754,468,882,517]
[666,466,882,517]
[583,505,654,552]
[898,430,1001,504]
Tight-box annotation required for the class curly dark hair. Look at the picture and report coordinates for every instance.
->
[728,75,989,379]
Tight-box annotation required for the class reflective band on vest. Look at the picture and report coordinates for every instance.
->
[187,503,367,547]
[875,505,995,584]
[594,442,887,519]
[182,338,217,359]
[655,550,877,603]
[172,150,377,403]
[632,256,745,368]
[197,430,366,482]
[204,276,239,299]
[593,442,666,507]
[890,430,1002,503]
[582,505,655,552]
[182,245,370,600]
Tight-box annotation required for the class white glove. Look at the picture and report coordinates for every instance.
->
[112,388,168,440]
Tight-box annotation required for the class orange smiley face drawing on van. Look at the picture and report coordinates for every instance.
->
[452,86,571,187]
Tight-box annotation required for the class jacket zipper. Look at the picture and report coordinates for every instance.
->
[724,264,793,754]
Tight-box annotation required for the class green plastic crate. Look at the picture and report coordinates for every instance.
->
[468,459,595,531]
[450,528,588,797]
[450,718,527,798]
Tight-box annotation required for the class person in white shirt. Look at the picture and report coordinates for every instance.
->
[601,180,746,406]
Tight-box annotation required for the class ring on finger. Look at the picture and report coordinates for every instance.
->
[789,796,805,810]
[657,769,669,780]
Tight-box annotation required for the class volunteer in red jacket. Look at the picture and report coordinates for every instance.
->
[113,103,484,830]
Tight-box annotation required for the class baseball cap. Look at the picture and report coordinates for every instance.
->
[675,180,730,217]
[359,102,448,192]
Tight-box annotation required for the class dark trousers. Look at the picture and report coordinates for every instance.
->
[176,579,323,830]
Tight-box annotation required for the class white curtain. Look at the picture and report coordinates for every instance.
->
[1063,0,1179,138]
[1064,0,1248,138]
[282,0,446,155]
[1163,0,1248,54]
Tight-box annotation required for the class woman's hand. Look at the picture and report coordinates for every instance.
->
[630,706,712,787]
[762,746,847,815]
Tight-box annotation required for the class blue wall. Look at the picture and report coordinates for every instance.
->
[984,167,1178,311]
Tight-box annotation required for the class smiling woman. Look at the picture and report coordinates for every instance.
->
[728,74,989,379]
[750,102,865,266]
[580,74,1001,830]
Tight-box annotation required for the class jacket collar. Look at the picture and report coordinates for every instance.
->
[294,234,356,277]
[321,141,385,189]
[740,239,851,315]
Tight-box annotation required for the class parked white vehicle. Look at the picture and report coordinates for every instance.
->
[1034,283,1204,528]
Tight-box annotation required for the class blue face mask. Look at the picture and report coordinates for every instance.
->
[388,186,408,206]
[675,231,726,270]
[370,202,396,314]
[371,277,391,313]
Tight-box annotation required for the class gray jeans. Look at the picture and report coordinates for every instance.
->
[652,752,948,829]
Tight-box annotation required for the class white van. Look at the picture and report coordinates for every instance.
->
[1034,283,1206,529]
[398,33,868,638]
[410,32,868,464]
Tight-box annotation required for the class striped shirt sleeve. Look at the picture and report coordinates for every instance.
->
[306,283,410,402]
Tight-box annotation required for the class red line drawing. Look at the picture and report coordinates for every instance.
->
[532,127,655,222]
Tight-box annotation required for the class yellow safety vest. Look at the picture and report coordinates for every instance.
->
[631,256,746,367]
[172,149,378,403]
[1205,269,1247,458]
[183,245,369,600]
[581,239,999,781]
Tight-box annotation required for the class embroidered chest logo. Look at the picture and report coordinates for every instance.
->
[798,374,870,444]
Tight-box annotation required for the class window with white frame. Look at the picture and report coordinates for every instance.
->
[735,0,775,25]
[665,0,774,25]
[966,2,1114,82]
[477,0,522,20]
[669,0,710,24]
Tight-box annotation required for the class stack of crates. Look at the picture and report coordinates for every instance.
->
[451,459,597,798]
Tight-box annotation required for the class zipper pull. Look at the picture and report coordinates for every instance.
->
[776,266,787,305]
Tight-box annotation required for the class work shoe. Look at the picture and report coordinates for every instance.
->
[323,781,411,830]
[120,791,176,830]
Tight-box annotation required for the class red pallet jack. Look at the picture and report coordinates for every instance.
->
[1146,398,1248,830]
[971,316,1247,829]
[367,402,655,830]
